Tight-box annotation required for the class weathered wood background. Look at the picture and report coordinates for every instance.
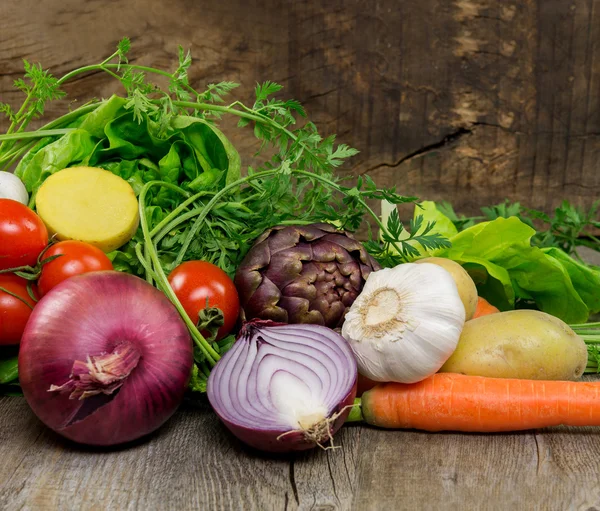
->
[1,0,599,217]
[3,387,600,511]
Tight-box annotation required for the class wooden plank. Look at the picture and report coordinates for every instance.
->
[4,392,600,510]
[352,426,600,510]
[0,396,362,510]
[2,0,600,219]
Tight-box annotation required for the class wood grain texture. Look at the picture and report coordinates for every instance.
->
[3,394,600,511]
[1,0,599,218]
[0,396,361,511]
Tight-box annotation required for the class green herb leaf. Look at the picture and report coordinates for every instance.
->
[0,356,18,384]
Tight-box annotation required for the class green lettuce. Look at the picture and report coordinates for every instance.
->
[14,95,242,276]
[542,247,600,314]
[417,204,597,323]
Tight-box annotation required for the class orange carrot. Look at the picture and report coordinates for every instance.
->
[471,296,499,319]
[360,373,600,432]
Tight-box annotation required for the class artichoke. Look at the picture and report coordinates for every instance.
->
[234,223,380,328]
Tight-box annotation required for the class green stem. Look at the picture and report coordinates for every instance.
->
[0,264,37,275]
[277,219,320,226]
[572,322,600,329]
[0,94,33,153]
[152,207,205,246]
[134,243,160,283]
[149,193,213,240]
[143,242,154,285]
[58,62,200,101]
[0,286,33,310]
[0,141,35,171]
[56,50,119,85]
[582,336,600,343]
[40,102,100,129]
[0,129,74,142]
[576,334,600,340]
[171,99,311,160]
[199,363,211,379]
[345,398,364,423]
[137,181,220,366]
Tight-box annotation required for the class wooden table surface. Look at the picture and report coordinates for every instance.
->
[2,247,600,510]
[2,392,600,511]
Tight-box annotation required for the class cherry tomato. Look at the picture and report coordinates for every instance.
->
[37,240,114,297]
[0,199,48,270]
[0,274,35,345]
[168,261,240,340]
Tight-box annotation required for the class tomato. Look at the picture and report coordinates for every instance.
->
[168,261,240,340]
[0,199,48,270]
[37,240,114,297]
[0,274,35,345]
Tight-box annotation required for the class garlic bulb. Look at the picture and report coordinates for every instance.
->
[0,171,29,205]
[341,263,465,384]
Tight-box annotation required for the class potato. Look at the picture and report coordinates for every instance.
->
[440,310,588,380]
[415,257,478,320]
[36,166,139,253]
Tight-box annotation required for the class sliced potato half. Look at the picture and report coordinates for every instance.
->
[36,166,139,253]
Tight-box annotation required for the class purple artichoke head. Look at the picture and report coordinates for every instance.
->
[234,223,380,328]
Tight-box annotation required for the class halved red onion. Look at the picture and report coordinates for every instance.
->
[19,271,193,446]
[207,320,357,452]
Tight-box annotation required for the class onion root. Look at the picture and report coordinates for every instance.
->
[49,342,141,400]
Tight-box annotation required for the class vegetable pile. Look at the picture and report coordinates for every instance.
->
[2,39,600,452]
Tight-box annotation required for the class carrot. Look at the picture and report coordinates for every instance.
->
[471,296,499,319]
[359,373,600,432]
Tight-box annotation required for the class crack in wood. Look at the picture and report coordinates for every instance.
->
[303,88,338,102]
[288,459,299,506]
[326,451,341,506]
[358,119,600,176]
[533,432,542,476]
[359,127,472,174]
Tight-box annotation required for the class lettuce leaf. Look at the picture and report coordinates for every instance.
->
[420,205,591,323]
[542,247,600,314]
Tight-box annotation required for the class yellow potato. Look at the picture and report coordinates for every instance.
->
[36,166,139,253]
[415,257,478,320]
[440,310,588,380]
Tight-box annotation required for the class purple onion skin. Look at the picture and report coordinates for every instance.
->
[19,271,193,446]
[215,383,357,453]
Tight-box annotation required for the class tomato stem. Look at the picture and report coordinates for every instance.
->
[0,286,33,310]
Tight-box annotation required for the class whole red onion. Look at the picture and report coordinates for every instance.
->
[19,271,193,446]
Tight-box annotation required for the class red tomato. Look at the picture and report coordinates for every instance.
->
[0,199,48,270]
[37,240,114,297]
[168,261,240,340]
[0,274,35,345]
